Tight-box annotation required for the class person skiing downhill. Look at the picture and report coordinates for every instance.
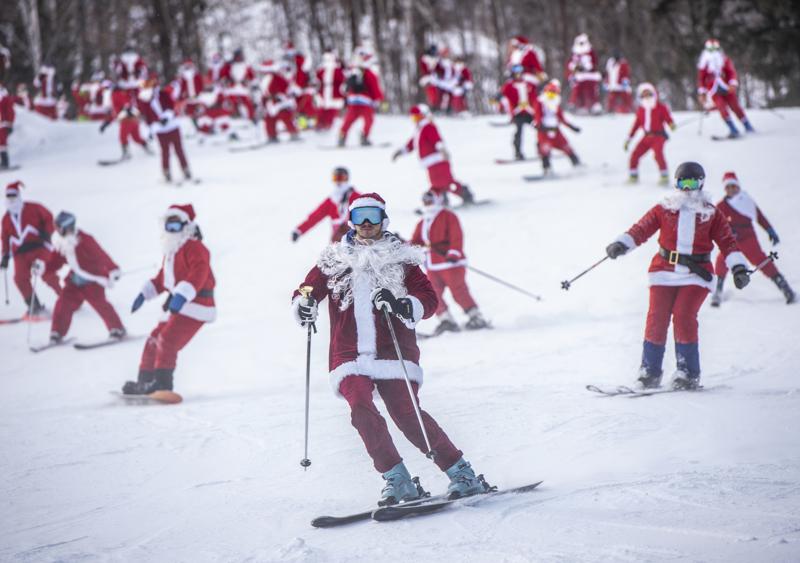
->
[292,167,360,243]
[625,82,675,185]
[696,38,754,138]
[605,162,749,390]
[291,192,486,504]
[533,80,581,176]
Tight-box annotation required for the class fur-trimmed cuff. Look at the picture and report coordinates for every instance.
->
[446,249,463,259]
[401,295,425,329]
[141,280,159,300]
[725,251,747,270]
[616,232,637,250]
[174,280,197,302]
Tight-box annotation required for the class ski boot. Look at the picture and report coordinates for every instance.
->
[433,312,461,336]
[772,274,796,304]
[24,295,48,318]
[658,172,670,186]
[0,150,9,169]
[122,368,173,395]
[514,150,525,161]
[163,169,172,183]
[121,146,131,161]
[267,136,280,144]
[568,152,581,167]
[710,277,725,307]
[724,118,740,138]
[360,133,372,147]
[627,172,639,185]
[637,369,662,389]
[379,462,424,506]
[49,331,63,345]
[182,168,192,181]
[445,458,488,499]
[672,371,701,390]
[464,308,490,330]
[742,119,755,133]
[337,134,346,147]
[109,327,127,340]
[460,185,476,205]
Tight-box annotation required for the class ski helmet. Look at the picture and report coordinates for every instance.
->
[55,211,77,234]
[674,161,705,191]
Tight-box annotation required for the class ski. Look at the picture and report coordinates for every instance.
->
[586,384,717,397]
[317,141,392,150]
[74,334,143,350]
[173,178,203,187]
[98,158,130,166]
[0,316,26,325]
[711,135,741,142]
[311,491,452,528]
[495,157,540,165]
[0,164,22,173]
[371,480,543,522]
[30,337,77,353]
[110,390,183,405]
[452,199,492,209]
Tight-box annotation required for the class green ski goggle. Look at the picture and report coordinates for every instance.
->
[676,177,703,191]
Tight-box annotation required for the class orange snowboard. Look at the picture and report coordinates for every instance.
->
[112,390,183,404]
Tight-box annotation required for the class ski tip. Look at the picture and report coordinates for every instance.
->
[310,516,337,528]
[148,390,183,404]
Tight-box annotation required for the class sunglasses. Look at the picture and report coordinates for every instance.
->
[676,178,703,191]
[350,206,384,226]
[164,219,187,233]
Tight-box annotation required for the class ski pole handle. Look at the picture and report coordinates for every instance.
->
[747,251,778,275]
[561,255,609,291]
[299,285,317,334]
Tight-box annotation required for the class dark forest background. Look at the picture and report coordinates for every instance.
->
[1,0,798,112]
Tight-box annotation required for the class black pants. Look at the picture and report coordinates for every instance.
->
[512,112,533,155]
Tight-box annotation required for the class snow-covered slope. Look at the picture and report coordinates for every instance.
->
[1,108,799,562]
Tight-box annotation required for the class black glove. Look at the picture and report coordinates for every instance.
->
[732,264,750,289]
[297,295,317,326]
[606,241,628,259]
[766,227,780,246]
[291,230,300,243]
[0,254,9,269]
[372,288,413,321]
[99,120,111,134]
[569,124,581,133]
[6,126,12,136]
[160,117,168,126]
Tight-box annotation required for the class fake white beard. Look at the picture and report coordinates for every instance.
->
[542,96,561,112]
[138,87,154,102]
[52,230,77,255]
[160,226,192,255]
[640,97,656,109]
[5,198,22,214]
[330,182,351,202]
[662,189,715,222]
[698,50,724,73]
[422,203,443,219]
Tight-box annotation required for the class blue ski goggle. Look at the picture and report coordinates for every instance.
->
[164,219,187,233]
[350,206,384,226]
[676,177,703,191]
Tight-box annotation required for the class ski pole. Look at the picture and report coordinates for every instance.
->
[466,264,542,301]
[747,251,778,275]
[697,110,707,136]
[382,307,436,460]
[3,269,8,305]
[120,264,158,277]
[561,256,609,290]
[299,286,316,471]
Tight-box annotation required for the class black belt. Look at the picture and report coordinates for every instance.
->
[659,247,712,282]
[14,241,44,255]
[198,289,214,298]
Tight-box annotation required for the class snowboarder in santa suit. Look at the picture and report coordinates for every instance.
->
[604,49,632,113]
[292,167,360,244]
[0,81,15,170]
[1,181,62,316]
[410,190,488,335]
[47,211,126,344]
[500,64,537,160]
[100,84,150,160]
[392,104,475,205]
[505,36,547,91]
[138,75,192,183]
[696,39,754,138]
[565,33,602,114]
[338,52,384,147]
[291,192,487,503]
[605,162,750,390]
[123,204,215,395]
[711,172,795,306]
[624,82,675,185]
[534,80,581,175]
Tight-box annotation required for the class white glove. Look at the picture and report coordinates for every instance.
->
[440,147,451,161]
[105,269,122,289]
[31,258,45,276]
[293,295,318,327]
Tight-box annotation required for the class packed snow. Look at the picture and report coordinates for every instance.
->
[1,108,799,562]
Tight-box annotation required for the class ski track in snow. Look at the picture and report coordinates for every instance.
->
[1,110,799,562]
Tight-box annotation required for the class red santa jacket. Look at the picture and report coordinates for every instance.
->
[566,50,601,83]
[628,102,674,137]
[34,66,57,105]
[296,187,360,242]
[0,87,15,129]
[114,53,147,90]
[344,67,383,106]
[316,63,345,109]
[50,230,119,287]
[697,54,738,94]
[534,97,574,130]
[616,193,745,290]
[2,201,54,257]
[292,233,437,396]
[716,191,773,242]
[605,58,631,91]
[148,87,179,133]
[501,79,537,117]
[221,61,254,96]
[179,69,204,101]
[110,89,138,119]
[260,72,295,116]
[419,54,439,86]
[401,119,447,169]
[141,237,216,323]
[411,207,467,271]
[508,46,544,85]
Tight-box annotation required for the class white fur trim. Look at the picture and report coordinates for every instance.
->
[675,208,696,275]
[420,152,445,168]
[725,251,747,270]
[179,302,217,322]
[648,271,714,291]
[426,259,467,271]
[349,197,385,211]
[330,359,424,398]
[173,280,197,302]
[402,295,424,329]
[141,280,159,300]
[353,272,377,356]
[617,232,637,250]
[726,191,756,221]
[167,207,192,222]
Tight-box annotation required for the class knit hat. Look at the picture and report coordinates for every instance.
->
[722,171,739,187]
[348,192,389,230]
[166,203,196,222]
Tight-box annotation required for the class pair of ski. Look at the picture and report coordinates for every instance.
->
[586,384,709,397]
[30,334,142,353]
[311,480,542,528]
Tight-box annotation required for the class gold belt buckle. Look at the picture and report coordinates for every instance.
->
[668,250,679,265]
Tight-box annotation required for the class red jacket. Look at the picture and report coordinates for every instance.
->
[296,188,360,242]
[260,72,295,115]
[697,54,738,94]
[51,230,118,286]
[178,70,204,100]
[140,237,216,323]
[566,50,601,83]
[419,55,439,86]
[617,195,744,290]
[148,88,179,133]
[344,67,383,106]
[501,79,536,117]
[604,58,631,91]
[0,87,15,128]
[402,119,446,169]
[628,102,674,137]
[316,64,345,109]
[114,53,148,89]
[507,46,544,85]
[292,234,437,397]
[221,61,255,96]
[411,207,466,271]
[716,191,773,242]
[2,201,54,258]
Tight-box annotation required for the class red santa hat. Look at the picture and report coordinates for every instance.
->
[348,192,389,230]
[511,35,529,46]
[259,59,278,73]
[409,104,431,118]
[166,203,196,223]
[5,180,24,197]
[722,171,739,187]
[636,82,657,98]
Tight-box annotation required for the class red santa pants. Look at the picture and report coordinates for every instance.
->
[607,91,632,113]
[157,129,189,172]
[139,314,204,371]
[537,129,574,158]
[51,280,123,336]
[34,104,57,120]
[296,93,316,118]
[0,127,9,150]
[119,117,145,149]
[571,80,599,110]
[429,267,477,315]
[264,109,298,139]
[450,94,467,114]
[316,108,339,130]
[712,90,746,121]
[339,105,374,138]
[13,248,61,301]
[715,234,778,279]
[645,285,708,345]
[424,85,440,108]
[629,134,668,174]
[427,161,468,199]
[338,375,463,473]
[228,95,255,120]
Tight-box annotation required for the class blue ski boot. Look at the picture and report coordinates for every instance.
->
[379,462,423,506]
[724,118,740,138]
[445,458,488,499]
[742,119,755,133]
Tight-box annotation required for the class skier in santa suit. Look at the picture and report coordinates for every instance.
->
[282,42,316,128]
[0,82,15,170]
[501,65,537,160]
[435,48,457,113]
[419,45,440,108]
[258,60,299,143]
[291,192,487,503]
[410,190,488,335]
[177,60,204,117]
[79,72,112,121]
[1,181,61,315]
[138,75,192,183]
[220,48,256,121]
[506,36,546,90]
[124,204,215,395]
[565,33,602,114]
[605,162,749,390]
[292,167,360,244]
[33,63,58,119]
[338,52,384,147]
[624,82,675,185]
[112,45,148,95]
[205,53,225,88]
[192,88,234,137]
[711,172,795,306]
[100,84,150,159]
[315,50,345,131]
[534,80,581,175]
[448,56,473,115]
[392,104,475,205]
[696,38,754,138]
[46,211,126,344]
[604,50,632,113]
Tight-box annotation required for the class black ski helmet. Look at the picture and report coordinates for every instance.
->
[674,161,705,190]
[55,211,77,234]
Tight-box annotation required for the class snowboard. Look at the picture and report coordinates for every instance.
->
[0,316,26,325]
[30,337,77,353]
[317,141,392,150]
[494,157,540,165]
[585,384,718,397]
[711,135,742,142]
[74,334,143,350]
[110,390,183,405]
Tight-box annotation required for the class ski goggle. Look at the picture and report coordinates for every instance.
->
[332,171,348,182]
[164,219,187,233]
[676,177,704,191]
[350,206,384,226]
